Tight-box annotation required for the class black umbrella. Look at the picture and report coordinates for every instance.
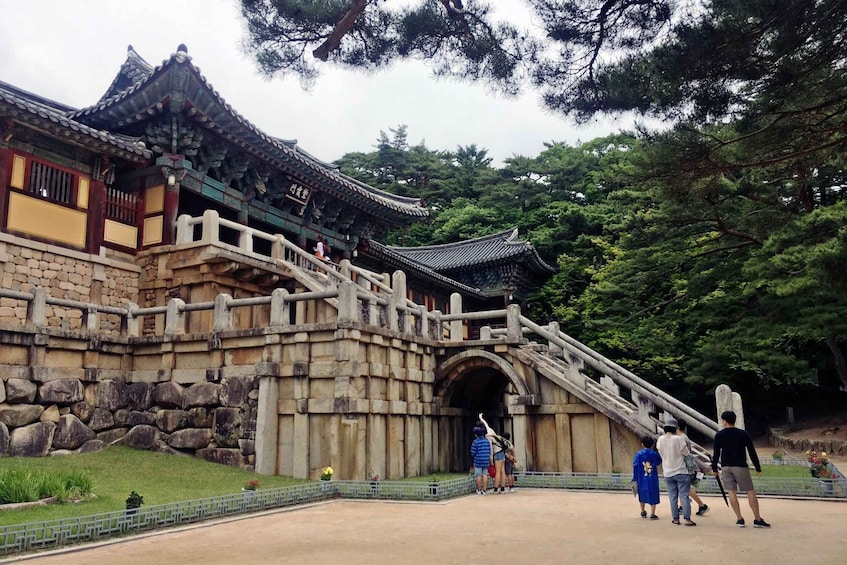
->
[714,473,730,506]
[710,456,730,506]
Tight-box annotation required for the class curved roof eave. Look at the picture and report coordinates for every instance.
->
[389,228,556,274]
[69,46,428,225]
[0,81,151,163]
[362,239,488,300]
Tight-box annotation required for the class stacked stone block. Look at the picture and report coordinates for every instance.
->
[0,376,259,468]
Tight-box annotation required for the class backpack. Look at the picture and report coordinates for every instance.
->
[683,453,699,475]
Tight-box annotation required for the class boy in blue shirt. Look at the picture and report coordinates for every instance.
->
[471,426,491,495]
[632,435,662,519]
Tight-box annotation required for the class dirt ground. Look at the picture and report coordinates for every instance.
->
[10,490,846,565]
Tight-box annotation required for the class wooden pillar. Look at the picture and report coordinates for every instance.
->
[162,180,180,245]
[0,147,10,230]
[85,179,107,254]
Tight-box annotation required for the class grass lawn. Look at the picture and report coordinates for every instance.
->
[760,464,814,478]
[0,446,307,526]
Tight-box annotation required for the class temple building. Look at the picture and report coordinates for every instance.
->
[0,44,552,325]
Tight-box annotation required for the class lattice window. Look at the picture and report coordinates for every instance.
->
[105,187,138,224]
[28,160,74,204]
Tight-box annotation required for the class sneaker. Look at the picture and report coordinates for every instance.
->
[696,505,709,516]
[736,518,746,528]
[500,487,506,494]
[479,489,486,495]
[508,487,516,493]
[753,518,771,528]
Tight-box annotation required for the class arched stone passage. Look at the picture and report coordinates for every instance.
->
[435,349,531,404]
[434,349,531,472]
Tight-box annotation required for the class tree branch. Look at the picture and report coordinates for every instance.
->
[312,0,370,61]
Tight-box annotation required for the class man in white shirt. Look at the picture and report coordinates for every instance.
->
[656,417,696,526]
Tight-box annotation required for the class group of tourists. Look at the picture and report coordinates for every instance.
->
[632,410,771,528]
[470,413,517,495]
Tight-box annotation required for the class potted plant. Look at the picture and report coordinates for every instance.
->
[772,451,783,465]
[369,469,380,495]
[807,450,839,493]
[242,479,259,502]
[429,476,440,497]
[320,466,333,493]
[125,491,144,517]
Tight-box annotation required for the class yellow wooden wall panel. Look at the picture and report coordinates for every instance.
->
[11,155,25,189]
[142,215,163,246]
[7,192,86,247]
[104,219,138,248]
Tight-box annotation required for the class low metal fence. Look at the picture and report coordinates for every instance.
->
[2,472,843,557]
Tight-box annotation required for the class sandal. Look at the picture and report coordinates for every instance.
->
[650,515,659,520]
[671,519,681,525]
[641,511,647,518]
[684,521,697,527]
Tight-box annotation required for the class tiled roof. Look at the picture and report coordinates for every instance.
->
[68,45,427,225]
[0,81,151,162]
[361,239,487,299]
[389,229,556,274]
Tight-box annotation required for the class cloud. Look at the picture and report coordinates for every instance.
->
[1,0,627,164]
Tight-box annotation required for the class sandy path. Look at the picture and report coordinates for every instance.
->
[10,490,846,565]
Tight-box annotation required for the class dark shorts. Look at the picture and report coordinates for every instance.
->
[721,466,755,491]
[505,461,514,475]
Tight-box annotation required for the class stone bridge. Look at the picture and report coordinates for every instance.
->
[0,213,720,480]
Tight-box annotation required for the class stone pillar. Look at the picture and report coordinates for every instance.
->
[631,390,657,431]
[731,391,745,430]
[213,294,233,331]
[200,209,220,245]
[164,298,186,336]
[506,304,521,340]
[337,282,358,327]
[479,325,492,340]
[270,288,289,326]
[715,383,733,423]
[512,413,530,471]
[28,287,47,326]
[255,375,279,475]
[390,270,407,333]
[449,293,463,341]
[547,321,563,357]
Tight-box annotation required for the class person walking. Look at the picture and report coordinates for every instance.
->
[676,423,710,517]
[711,411,771,528]
[632,435,662,519]
[470,425,491,495]
[656,417,696,526]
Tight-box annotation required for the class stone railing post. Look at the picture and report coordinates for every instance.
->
[164,298,186,336]
[480,325,492,340]
[337,281,358,327]
[270,288,289,326]
[430,310,443,340]
[632,390,657,431]
[389,270,407,332]
[123,301,140,337]
[547,321,563,357]
[271,234,285,261]
[506,304,521,340]
[82,306,99,333]
[200,209,220,245]
[28,287,47,326]
[213,294,233,331]
[238,227,253,254]
[449,293,463,341]
[175,214,193,244]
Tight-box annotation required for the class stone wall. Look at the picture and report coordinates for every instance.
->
[0,232,140,334]
[0,372,259,467]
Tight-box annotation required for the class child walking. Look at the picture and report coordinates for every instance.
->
[632,435,663,519]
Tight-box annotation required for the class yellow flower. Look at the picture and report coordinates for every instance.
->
[822,452,827,458]
[325,466,333,475]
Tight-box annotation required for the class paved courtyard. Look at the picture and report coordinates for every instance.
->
[11,490,846,565]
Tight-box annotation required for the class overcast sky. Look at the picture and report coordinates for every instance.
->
[1,0,630,165]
